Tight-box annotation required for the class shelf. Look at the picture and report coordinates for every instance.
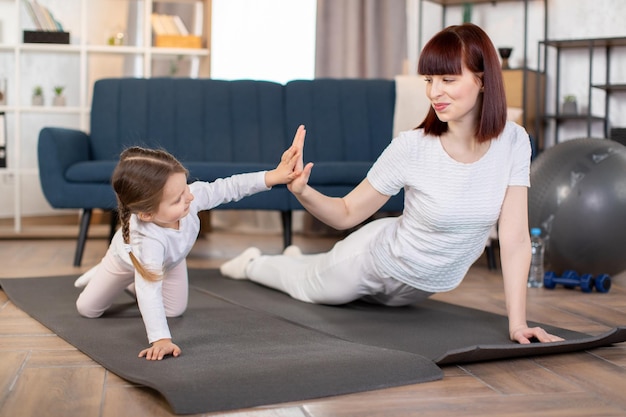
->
[543,114,605,122]
[151,46,209,56]
[423,0,529,5]
[85,45,145,54]
[543,37,626,49]
[592,84,626,93]
[18,106,83,114]
[539,36,626,145]
[0,0,212,230]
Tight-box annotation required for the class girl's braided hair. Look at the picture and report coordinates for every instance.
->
[112,147,189,281]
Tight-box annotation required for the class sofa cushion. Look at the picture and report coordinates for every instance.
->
[307,162,372,185]
[90,78,288,164]
[185,162,278,182]
[284,79,395,166]
[65,161,117,183]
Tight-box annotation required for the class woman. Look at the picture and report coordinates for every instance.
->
[221,23,562,345]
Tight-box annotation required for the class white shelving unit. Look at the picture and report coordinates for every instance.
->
[0,0,211,232]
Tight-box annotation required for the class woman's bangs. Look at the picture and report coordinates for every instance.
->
[418,34,463,75]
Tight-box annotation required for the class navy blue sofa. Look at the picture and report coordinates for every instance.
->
[38,77,403,266]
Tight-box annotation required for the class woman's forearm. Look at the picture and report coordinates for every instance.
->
[500,236,531,337]
[294,179,390,231]
[294,185,354,230]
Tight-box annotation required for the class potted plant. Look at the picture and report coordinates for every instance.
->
[32,85,44,106]
[562,95,578,115]
[52,85,66,106]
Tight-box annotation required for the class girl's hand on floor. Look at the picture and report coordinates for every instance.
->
[139,338,181,360]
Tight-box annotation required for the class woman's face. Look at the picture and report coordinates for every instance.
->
[424,64,483,125]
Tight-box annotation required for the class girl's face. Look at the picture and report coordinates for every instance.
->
[424,64,483,125]
[142,172,194,229]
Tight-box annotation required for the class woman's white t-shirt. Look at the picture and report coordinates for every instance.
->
[367,121,531,292]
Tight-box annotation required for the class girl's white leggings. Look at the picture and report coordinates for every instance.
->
[75,248,188,319]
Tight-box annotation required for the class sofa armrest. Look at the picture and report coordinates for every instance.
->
[38,127,91,207]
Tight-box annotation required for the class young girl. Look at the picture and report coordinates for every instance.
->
[221,23,564,345]
[75,143,301,360]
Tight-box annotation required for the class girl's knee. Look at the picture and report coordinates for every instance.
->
[75,298,103,318]
[165,303,187,318]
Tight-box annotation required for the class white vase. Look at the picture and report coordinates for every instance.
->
[562,101,578,115]
[32,95,44,106]
[53,95,66,106]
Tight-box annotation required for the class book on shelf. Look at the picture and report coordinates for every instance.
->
[151,13,190,36]
[22,0,65,32]
[151,13,201,49]
[171,15,190,36]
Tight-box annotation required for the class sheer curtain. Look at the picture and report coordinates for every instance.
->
[315,0,407,79]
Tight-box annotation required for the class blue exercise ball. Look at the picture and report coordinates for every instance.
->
[528,138,626,276]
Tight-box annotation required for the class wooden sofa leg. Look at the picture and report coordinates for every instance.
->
[281,210,292,248]
[74,209,92,267]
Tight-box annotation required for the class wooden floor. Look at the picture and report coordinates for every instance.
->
[0,226,625,417]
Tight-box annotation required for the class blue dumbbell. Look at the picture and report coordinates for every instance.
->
[593,273,612,293]
[543,270,611,293]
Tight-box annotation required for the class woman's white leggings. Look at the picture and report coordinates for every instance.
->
[246,217,432,306]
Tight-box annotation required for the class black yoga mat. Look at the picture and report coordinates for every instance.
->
[194,269,626,365]
[0,274,439,415]
[2,270,625,415]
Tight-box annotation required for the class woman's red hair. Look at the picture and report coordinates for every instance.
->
[417,23,507,142]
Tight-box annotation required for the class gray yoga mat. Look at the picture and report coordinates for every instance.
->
[0,274,440,415]
[193,269,626,365]
[2,270,625,415]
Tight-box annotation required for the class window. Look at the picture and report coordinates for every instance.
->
[210,0,316,84]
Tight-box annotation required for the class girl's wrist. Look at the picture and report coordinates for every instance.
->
[264,170,276,188]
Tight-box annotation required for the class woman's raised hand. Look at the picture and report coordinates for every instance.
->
[292,125,306,173]
[288,125,314,195]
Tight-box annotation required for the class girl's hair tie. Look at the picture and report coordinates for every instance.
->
[123,244,132,253]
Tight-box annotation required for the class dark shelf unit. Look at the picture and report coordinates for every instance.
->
[538,36,626,145]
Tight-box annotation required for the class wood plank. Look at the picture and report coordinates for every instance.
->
[303,392,626,417]
[590,345,626,368]
[460,357,581,395]
[0,367,105,417]
[0,335,76,351]
[0,351,28,397]
[102,385,178,417]
[534,352,626,410]
[26,350,99,368]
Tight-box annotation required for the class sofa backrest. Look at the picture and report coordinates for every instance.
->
[284,79,396,162]
[90,78,288,164]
